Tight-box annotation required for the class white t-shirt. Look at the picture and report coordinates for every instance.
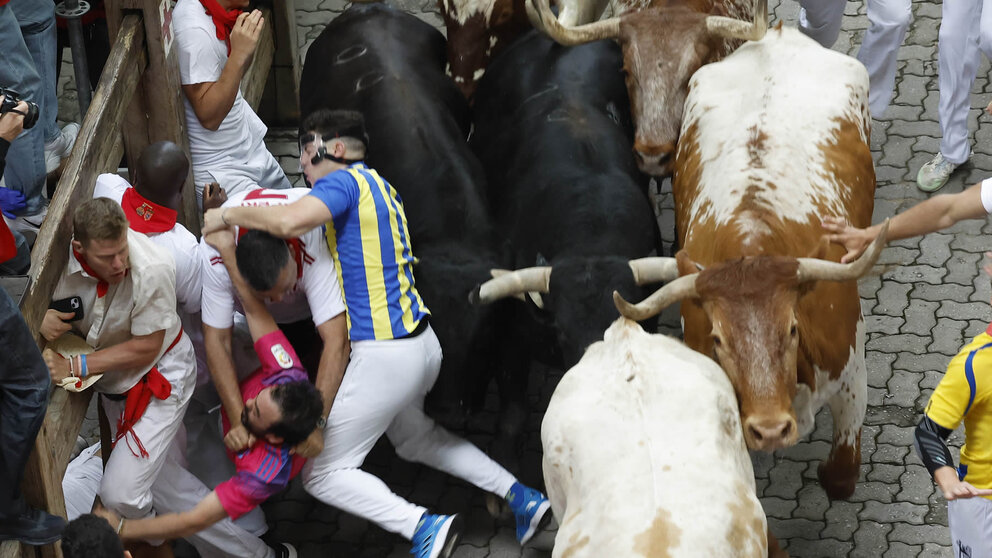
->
[173,0,268,171]
[981,178,992,214]
[93,173,209,382]
[53,230,182,394]
[200,187,346,330]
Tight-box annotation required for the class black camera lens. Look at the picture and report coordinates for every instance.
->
[0,88,40,130]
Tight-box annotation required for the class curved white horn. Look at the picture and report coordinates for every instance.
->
[796,219,890,283]
[706,0,768,41]
[628,257,680,285]
[527,0,620,46]
[470,267,552,304]
[613,273,699,321]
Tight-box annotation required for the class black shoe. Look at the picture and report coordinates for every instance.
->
[0,507,67,545]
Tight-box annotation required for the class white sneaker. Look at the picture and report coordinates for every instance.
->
[44,123,80,174]
[916,152,959,193]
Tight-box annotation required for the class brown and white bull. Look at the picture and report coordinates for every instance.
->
[543,318,767,557]
[527,0,760,175]
[613,25,887,500]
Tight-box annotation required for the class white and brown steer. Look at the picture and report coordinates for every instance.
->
[543,318,768,558]
[614,24,887,500]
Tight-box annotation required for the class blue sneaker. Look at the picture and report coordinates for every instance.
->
[410,513,462,558]
[505,482,551,545]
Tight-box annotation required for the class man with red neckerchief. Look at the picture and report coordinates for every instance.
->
[173,0,290,208]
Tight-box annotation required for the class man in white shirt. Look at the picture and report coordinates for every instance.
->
[41,199,289,558]
[201,187,348,456]
[173,0,290,208]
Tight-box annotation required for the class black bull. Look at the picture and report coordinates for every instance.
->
[469,31,661,460]
[300,4,502,424]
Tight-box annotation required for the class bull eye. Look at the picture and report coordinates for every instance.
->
[790,324,798,337]
[712,335,722,348]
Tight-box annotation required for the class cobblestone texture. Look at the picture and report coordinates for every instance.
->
[54,0,992,556]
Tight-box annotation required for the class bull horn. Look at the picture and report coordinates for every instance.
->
[706,0,768,42]
[469,266,553,304]
[628,257,680,285]
[796,219,890,283]
[527,0,620,46]
[613,273,699,321]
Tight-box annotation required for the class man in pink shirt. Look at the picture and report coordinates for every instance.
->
[95,228,321,556]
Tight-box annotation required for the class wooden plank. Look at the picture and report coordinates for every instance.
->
[241,7,275,110]
[17,18,147,558]
[0,540,20,558]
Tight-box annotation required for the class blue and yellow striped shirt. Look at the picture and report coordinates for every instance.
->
[309,163,429,341]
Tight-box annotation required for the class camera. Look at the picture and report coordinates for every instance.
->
[0,88,39,130]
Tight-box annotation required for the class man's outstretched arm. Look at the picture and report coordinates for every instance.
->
[204,195,331,238]
[823,180,987,263]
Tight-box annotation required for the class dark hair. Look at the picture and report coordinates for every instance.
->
[61,514,125,558]
[235,230,291,292]
[268,380,324,445]
[301,109,369,153]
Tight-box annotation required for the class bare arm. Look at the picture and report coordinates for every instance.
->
[181,11,263,131]
[314,315,349,417]
[203,196,331,238]
[824,181,987,263]
[206,228,279,342]
[203,323,254,451]
[99,492,228,541]
[43,330,167,383]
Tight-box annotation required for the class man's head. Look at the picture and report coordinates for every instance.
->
[235,230,297,302]
[134,141,188,210]
[62,514,130,558]
[72,198,130,284]
[241,380,324,445]
[299,109,368,184]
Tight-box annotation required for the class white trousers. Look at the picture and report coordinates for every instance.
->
[937,0,992,163]
[193,146,291,209]
[302,325,518,539]
[799,0,912,117]
[948,496,992,558]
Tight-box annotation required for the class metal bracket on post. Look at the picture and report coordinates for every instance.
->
[55,0,92,119]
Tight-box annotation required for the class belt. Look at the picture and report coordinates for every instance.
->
[401,317,429,339]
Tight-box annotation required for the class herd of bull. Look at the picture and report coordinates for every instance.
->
[303,0,894,555]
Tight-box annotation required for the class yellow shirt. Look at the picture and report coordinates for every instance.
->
[925,328,992,498]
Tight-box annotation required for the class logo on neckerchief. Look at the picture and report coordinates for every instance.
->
[136,202,155,221]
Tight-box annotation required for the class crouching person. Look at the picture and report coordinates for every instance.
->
[94,225,322,557]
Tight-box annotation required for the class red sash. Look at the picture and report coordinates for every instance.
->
[198,0,241,55]
[112,328,184,458]
[0,218,16,265]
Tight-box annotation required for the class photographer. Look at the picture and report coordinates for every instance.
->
[0,92,66,545]
[0,93,31,275]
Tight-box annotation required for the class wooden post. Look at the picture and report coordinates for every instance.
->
[106,0,199,236]
[16,16,147,558]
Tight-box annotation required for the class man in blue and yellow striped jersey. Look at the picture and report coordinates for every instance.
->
[203,109,550,558]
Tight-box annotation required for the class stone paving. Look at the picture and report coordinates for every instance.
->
[53,0,992,556]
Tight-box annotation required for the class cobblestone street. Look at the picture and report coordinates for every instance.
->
[51,0,992,556]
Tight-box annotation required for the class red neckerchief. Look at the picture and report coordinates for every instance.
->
[72,249,114,298]
[121,188,177,234]
[235,227,311,279]
[112,329,183,458]
[198,0,241,55]
[0,218,16,265]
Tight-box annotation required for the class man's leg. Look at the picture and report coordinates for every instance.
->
[0,4,47,217]
[9,0,57,144]
[0,286,64,543]
[302,342,429,539]
[947,497,992,558]
[99,339,196,522]
[937,0,982,165]
[797,0,846,48]
[249,147,292,191]
[385,327,516,498]
[858,0,912,118]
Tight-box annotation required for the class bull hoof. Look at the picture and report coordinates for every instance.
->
[817,461,857,500]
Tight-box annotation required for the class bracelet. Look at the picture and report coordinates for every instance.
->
[221,208,230,226]
[80,354,88,379]
[116,517,125,535]
[68,354,75,378]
